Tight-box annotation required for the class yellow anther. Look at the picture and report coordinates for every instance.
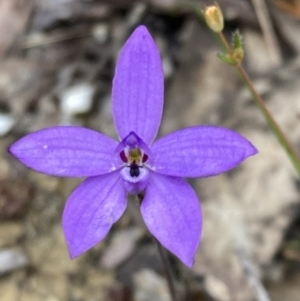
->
[129,148,141,163]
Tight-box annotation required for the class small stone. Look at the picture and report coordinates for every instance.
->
[0,248,28,274]
[0,113,15,136]
[134,269,171,301]
[60,83,95,116]
[204,275,230,301]
[92,23,108,43]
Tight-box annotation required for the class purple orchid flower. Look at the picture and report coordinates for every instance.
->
[9,26,257,267]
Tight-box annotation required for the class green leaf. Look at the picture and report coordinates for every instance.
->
[217,53,236,65]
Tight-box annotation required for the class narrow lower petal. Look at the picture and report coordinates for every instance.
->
[112,25,164,145]
[141,172,202,267]
[62,172,127,258]
[9,126,118,177]
[151,126,258,178]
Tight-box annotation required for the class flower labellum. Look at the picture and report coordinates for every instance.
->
[9,26,257,268]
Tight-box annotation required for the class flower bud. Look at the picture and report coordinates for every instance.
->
[232,47,244,65]
[204,4,224,33]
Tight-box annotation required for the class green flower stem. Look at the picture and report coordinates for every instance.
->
[182,2,300,175]
[218,32,300,176]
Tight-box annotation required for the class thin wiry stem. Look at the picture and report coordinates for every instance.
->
[217,32,300,176]
[154,238,179,301]
[183,2,300,175]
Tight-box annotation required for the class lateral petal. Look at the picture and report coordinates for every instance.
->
[9,126,118,177]
[112,25,164,145]
[141,172,202,267]
[62,172,127,258]
[151,126,258,178]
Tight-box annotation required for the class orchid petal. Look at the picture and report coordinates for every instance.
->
[62,172,127,258]
[9,126,118,177]
[141,172,202,267]
[112,25,164,145]
[151,126,258,178]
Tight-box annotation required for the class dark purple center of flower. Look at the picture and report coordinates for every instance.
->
[129,162,140,177]
[119,148,149,178]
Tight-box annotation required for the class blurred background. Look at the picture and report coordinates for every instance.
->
[0,0,300,300]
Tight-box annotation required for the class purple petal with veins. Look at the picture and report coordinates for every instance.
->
[63,171,127,258]
[9,126,119,177]
[112,26,164,145]
[141,172,202,267]
[151,126,258,178]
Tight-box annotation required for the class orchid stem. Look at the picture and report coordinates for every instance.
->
[217,31,300,176]
[154,238,179,301]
